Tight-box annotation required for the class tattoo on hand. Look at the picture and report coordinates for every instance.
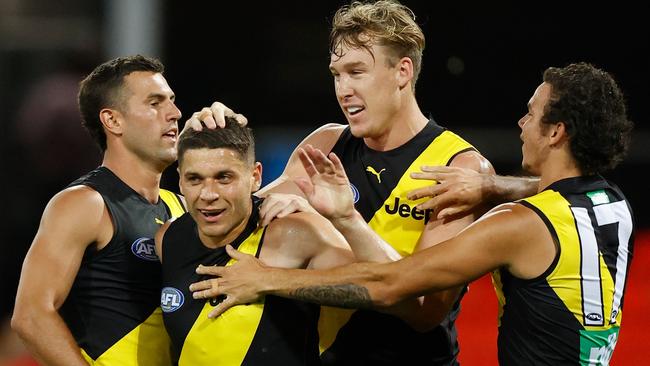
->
[290,284,372,309]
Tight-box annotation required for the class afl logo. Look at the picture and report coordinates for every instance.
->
[131,237,158,261]
[586,312,603,322]
[161,287,184,313]
[350,183,360,204]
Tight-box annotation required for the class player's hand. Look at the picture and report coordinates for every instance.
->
[408,165,490,219]
[259,193,317,227]
[293,144,356,222]
[190,245,268,318]
[181,101,248,134]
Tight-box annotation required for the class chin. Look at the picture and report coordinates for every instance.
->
[520,162,538,176]
[348,123,370,138]
[164,151,178,162]
[199,225,228,240]
[154,152,176,168]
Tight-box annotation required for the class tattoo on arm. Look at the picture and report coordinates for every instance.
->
[290,284,373,309]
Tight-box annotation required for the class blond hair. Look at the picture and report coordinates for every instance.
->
[330,0,425,89]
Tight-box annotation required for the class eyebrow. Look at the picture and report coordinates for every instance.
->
[183,168,236,178]
[147,92,175,101]
[329,61,366,72]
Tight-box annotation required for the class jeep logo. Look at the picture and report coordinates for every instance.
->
[384,197,433,224]
[161,287,184,313]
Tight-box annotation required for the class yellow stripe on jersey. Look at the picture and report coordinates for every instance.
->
[179,227,265,365]
[368,131,474,256]
[318,307,355,353]
[81,307,171,365]
[522,190,619,329]
[160,189,186,218]
[491,270,506,327]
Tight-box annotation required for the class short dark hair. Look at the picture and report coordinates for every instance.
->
[177,117,255,166]
[542,63,633,175]
[78,55,164,152]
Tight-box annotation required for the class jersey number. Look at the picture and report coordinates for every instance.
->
[571,201,632,326]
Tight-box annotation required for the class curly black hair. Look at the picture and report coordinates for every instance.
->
[78,55,164,152]
[542,63,633,175]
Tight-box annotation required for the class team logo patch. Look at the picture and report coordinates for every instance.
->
[131,237,158,261]
[161,287,184,313]
[350,183,360,203]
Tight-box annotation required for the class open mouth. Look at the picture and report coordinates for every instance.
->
[346,106,365,116]
[163,130,178,140]
[199,208,226,222]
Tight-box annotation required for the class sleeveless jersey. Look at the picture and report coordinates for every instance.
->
[320,120,476,365]
[494,175,635,365]
[161,197,320,366]
[61,166,186,365]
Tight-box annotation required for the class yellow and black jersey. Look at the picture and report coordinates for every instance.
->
[161,196,321,366]
[321,120,476,365]
[61,166,186,365]
[494,175,635,365]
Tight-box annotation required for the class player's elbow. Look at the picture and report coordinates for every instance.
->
[371,277,405,309]
[11,303,51,342]
[11,308,36,340]
[374,293,401,309]
[406,288,463,332]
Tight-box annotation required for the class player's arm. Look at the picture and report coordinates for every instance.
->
[281,211,444,331]
[193,202,552,316]
[256,123,346,196]
[261,212,356,271]
[487,174,540,201]
[408,166,539,220]
[11,186,111,366]
[395,150,493,331]
[285,203,550,307]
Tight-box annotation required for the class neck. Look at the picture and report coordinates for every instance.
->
[102,148,166,204]
[363,95,429,151]
[537,153,582,192]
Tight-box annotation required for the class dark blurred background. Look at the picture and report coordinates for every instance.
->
[1,0,648,361]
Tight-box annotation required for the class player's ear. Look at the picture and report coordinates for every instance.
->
[549,121,568,147]
[177,159,187,196]
[251,162,262,192]
[177,171,184,196]
[100,108,124,135]
[396,56,414,90]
